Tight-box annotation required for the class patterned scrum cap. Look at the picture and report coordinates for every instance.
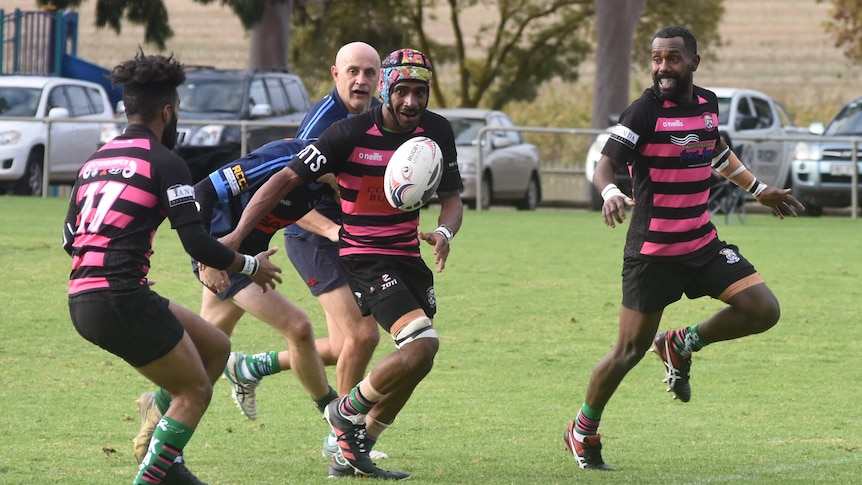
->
[378,48,433,106]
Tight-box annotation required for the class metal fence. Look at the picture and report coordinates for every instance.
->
[4,115,860,218]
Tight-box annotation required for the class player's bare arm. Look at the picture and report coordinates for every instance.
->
[593,154,633,228]
[419,190,463,273]
[220,167,303,250]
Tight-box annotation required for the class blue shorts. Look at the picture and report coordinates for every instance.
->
[621,242,757,313]
[191,260,252,301]
[284,230,345,297]
[68,286,184,367]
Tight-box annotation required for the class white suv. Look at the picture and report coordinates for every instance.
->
[0,75,116,195]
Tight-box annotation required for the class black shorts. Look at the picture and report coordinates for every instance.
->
[621,243,757,313]
[285,231,346,297]
[339,255,436,333]
[68,286,184,367]
[191,260,252,301]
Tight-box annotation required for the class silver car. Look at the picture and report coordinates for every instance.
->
[0,75,116,195]
[435,108,541,210]
[791,97,862,216]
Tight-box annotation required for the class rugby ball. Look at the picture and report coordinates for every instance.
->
[384,136,443,211]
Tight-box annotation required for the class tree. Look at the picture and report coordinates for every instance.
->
[590,0,645,130]
[591,0,724,132]
[407,0,595,110]
[42,0,722,113]
[39,0,295,69]
[819,0,862,62]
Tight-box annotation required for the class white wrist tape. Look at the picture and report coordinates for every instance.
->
[434,224,453,242]
[601,183,626,202]
[239,254,259,276]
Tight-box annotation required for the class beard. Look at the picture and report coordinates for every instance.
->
[161,109,179,150]
[653,70,694,103]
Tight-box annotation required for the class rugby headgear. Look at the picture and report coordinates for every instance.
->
[379,48,433,107]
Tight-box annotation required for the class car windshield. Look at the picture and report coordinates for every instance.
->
[178,80,244,114]
[824,100,862,136]
[447,117,484,146]
[0,87,42,117]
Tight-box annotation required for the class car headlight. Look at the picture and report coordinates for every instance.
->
[459,162,477,174]
[0,130,22,146]
[793,141,813,161]
[189,125,226,146]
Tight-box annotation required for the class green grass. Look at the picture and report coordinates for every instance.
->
[1,195,860,484]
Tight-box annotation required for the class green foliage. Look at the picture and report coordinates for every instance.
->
[633,0,725,71]
[818,0,862,63]
[289,0,413,99]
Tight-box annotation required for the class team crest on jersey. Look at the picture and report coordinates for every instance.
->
[719,247,740,264]
[702,113,717,131]
[167,184,195,207]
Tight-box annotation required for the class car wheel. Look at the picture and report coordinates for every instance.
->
[479,175,492,210]
[516,174,540,211]
[14,150,44,196]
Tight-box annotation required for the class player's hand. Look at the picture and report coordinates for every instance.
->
[755,187,805,219]
[602,195,634,228]
[250,247,282,292]
[199,262,229,294]
[419,230,450,273]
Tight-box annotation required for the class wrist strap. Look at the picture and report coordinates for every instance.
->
[601,183,625,202]
[434,224,453,243]
[239,254,259,276]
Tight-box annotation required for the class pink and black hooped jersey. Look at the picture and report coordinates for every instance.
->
[603,86,723,261]
[289,105,462,258]
[63,124,202,295]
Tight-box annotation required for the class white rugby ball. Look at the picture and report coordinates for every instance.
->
[384,136,443,211]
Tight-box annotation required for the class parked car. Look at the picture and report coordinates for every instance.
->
[175,67,312,183]
[584,87,801,210]
[435,108,541,210]
[790,96,862,216]
[0,75,116,195]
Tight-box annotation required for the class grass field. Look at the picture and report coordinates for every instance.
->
[1,196,860,484]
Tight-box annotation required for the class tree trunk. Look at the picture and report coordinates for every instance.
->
[591,0,646,130]
[248,1,293,70]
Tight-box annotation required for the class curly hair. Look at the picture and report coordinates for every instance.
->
[654,26,698,55]
[109,49,186,122]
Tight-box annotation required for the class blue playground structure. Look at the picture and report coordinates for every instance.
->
[1,8,122,107]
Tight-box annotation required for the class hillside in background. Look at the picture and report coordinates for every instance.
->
[3,0,859,124]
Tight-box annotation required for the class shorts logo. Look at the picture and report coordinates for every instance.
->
[719,248,740,264]
[380,273,398,291]
[426,286,436,307]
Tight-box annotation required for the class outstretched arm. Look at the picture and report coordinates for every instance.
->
[220,166,304,249]
[419,190,463,273]
[710,139,805,218]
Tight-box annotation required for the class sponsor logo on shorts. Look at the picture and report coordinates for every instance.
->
[380,273,398,291]
[719,247,740,264]
[426,286,436,307]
